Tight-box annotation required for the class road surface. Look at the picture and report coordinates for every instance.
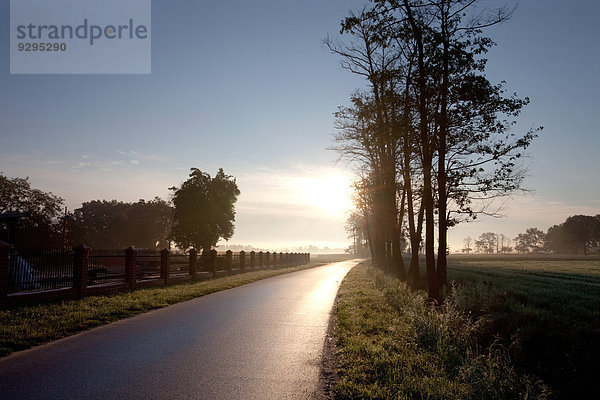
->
[0,260,360,399]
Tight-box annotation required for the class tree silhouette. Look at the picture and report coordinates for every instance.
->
[0,173,64,246]
[515,228,546,254]
[462,236,473,253]
[169,168,240,252]
[475,232,497,254]
[329,0,539,300]
[546,215,600,254]
[67,198,172,249]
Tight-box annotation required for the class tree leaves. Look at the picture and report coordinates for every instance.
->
[169,168,240,252]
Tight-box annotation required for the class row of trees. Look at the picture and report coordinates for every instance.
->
[517,215,600,254]
[462,232,517,254]
[463,215,600,255]
[331,0,538,300]
[0,169,240,253]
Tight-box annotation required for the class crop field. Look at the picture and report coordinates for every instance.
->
[446,255,600,399]
[333,256,599,399]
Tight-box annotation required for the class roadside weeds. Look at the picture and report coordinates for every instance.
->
[329,262,549,400]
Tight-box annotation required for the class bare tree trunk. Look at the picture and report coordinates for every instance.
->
[404,0,439,302]
[436,0,449,291]
[393,187,407,280]
[401,63,421,287]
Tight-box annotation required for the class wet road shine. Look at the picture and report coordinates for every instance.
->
[0,260,360,399]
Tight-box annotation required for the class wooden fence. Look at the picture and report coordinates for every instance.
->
[0,240,310,305]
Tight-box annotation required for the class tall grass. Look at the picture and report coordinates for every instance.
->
[334,262,549,399]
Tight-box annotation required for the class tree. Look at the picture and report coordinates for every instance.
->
[475,232,497,254]
[345,212,370,257]
[546,215,600,254]
[67,198,173,249]
[327,15,409,280]
[329,0,537,301]
[169,168,240,252]
[498,234,513,254]
[514,227,546,254]
[462,236,473,253]
[0,173,65,246]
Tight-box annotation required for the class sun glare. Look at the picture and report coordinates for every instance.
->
[291,171,354,217]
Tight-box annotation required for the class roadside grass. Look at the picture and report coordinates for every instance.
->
[0,260,334,358]
[334,262,549,399]
[447,255,600,400]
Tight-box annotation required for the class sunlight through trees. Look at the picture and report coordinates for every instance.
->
[328,0,540,300]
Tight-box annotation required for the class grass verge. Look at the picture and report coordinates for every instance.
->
[0,261,329,358]
[333,261,549,399]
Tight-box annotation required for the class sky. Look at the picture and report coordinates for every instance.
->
[1,0,599,252]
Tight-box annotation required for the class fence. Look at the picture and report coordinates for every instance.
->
[4,246,74,293]
[0,240,310,305]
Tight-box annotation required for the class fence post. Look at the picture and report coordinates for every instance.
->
[250,251,256,269]
[239,250,246,271]
[258,251,264,268]
[189,248,197,279]
[265,252,270,268]
[126,246,138,288]
[272,251,277,269]
[73,244,90,296]
[210,249,217,278]
[226,250,233,274]
[160,248,169,283]
[0,241,13,298]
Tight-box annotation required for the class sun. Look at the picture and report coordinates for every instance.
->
[291,170,354,217]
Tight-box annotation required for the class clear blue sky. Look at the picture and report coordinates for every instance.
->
[1,0,599,252]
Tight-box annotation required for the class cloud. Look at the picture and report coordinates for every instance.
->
[117,150,161,161]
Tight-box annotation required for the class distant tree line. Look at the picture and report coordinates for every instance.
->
[462,215,600,255]
[330,0,538,301]
[67,198,172,249]
[0,169,239,253]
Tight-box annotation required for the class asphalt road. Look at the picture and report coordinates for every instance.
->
[0,260,360,400]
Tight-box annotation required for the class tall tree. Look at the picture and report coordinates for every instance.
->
[329,0,538,300]
[169,168,240,252]
[0,174,65,246]
[327,17,408,279]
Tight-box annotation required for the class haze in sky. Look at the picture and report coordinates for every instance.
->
[1,0,598,252]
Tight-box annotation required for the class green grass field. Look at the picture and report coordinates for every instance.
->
[446,254,600,399]
[333,255,599,399]
[334,262,549,399]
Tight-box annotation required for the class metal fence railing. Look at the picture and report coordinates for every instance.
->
[2,244,310,302]
[8,247,74,294]
[88,249,126,285]
[169,253,188,277]
[137,250,161,280]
